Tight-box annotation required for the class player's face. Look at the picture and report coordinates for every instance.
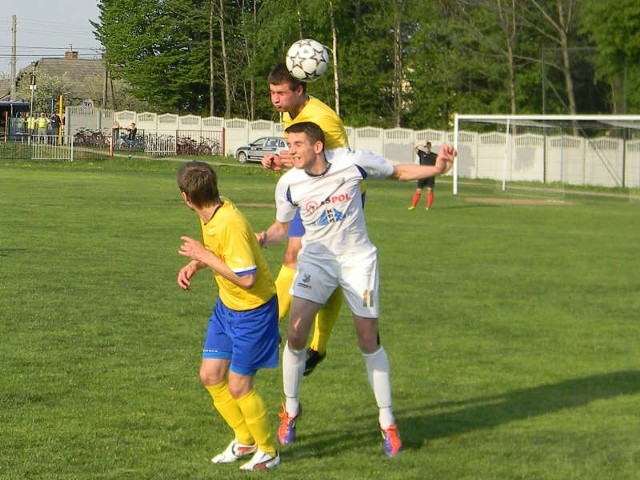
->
[287,132,322,171]
[270,83,304,113]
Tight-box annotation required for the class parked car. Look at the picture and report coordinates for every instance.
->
[235,136,287,163]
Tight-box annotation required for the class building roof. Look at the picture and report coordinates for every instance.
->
[33,57,105,83]
[0,78,12,100]
[16,51,106,102]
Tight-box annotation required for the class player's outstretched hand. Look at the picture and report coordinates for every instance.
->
[262,154,280,170]
[436,144,456,174]
[178,236,208,262]
[262,151,293,171]
[255,231,267,247]
[177,262,197,290]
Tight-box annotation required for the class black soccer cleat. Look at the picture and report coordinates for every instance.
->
[303,348,326,376]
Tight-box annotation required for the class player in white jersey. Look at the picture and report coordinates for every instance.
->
[257,121,456,458]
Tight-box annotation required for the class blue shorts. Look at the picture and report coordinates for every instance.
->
[288,209,305,238]
[202,295,279,375]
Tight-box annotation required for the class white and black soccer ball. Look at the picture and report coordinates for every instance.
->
[285,39,330,82]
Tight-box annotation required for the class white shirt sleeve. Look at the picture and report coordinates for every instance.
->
[274,174,298,224]
[348,150,395,179]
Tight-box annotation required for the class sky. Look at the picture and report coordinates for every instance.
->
[0,1,101,75]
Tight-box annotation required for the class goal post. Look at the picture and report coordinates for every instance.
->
[452,114,640,195]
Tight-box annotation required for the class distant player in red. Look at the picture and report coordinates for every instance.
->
[408,141,438,211]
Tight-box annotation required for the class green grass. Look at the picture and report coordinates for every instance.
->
[1,158,639,479]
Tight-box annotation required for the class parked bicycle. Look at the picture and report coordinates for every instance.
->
[74,128,109,148]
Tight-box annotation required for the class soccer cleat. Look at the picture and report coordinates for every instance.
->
[277,403,302,445]
[381,424,403,457]
[211,439,257,464]
[425,207,430,211]
[304,348,326,376]
[407,206,415,211]
[239,449,281,471]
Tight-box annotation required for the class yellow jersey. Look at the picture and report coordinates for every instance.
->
[283,97,349,151]
[200,199,275,311]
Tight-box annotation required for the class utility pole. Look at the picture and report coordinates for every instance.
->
[10,15,17,100]
[29,67,36,114]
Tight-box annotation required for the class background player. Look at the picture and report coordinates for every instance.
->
[258,122,456,457]
[176,161,280,471]
[408,141,438,210]
[263,62,351,374]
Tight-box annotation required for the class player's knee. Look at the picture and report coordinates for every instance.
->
[356,328,380,353]
[199,364,225,386]
[359,340,380,354]
[227,380,251,399]
[199,369,216,386]
[286,333,306,351]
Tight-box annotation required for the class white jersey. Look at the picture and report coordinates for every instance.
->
[275,150,394,257]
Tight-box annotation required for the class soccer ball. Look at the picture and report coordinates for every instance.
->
[285,39,330,82]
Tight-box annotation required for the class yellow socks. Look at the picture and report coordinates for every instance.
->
[205,382,253,446]
[275,264,295,321]
[309,287,343,355]
[235,389,277,457]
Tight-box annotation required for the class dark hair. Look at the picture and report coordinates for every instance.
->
[268,62,306,94]
[177,161,220,208]
[285,121,325,146]
[426,142,432,147]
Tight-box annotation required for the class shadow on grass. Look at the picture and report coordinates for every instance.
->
[400,369,640,449]
[0,248,28,257]
[285,370,640,458]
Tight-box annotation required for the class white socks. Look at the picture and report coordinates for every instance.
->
[282,343,305,416]
[363,346,395,429]
[283,343,395,428]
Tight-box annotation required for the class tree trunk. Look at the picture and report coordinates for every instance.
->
[393,14,402,127]
[209,1,215,116]
[218,0,231,118]
[329,0,340,116]
[496,0,518,115]
[610,74,625,114]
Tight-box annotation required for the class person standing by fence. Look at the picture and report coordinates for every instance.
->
[26,113,36,140]
[49,112,62,144]
[37,113,49,143]
[126,122,137,158]
[407,141,438,211]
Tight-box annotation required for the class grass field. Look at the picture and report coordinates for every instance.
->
[1,158,639,480]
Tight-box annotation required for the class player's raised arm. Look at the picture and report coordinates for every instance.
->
[392,144,456,181]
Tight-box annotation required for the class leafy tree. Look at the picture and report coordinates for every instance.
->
[94,0,211,114]
[580,0,640,113]
[16,70,72,114]
[89,0,622,128]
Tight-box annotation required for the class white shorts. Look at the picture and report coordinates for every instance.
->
[292,246,379,318]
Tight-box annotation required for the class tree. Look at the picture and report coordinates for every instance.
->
[90,0,619,127]
[528,0,580,115]
[580,0,640,113]
[16,70,72,114]
[94,0,211,114]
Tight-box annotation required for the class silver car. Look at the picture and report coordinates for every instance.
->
[235,136,287,163]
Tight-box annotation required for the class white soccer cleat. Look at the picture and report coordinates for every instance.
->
[211,439,257,464]
[239,449,281,471]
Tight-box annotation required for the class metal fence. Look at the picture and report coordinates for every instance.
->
[5,106,630,189]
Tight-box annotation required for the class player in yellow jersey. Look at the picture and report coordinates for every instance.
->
[262,63,352,375]
[176,161,280,471]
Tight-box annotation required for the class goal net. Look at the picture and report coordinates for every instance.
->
[451,114,640,197]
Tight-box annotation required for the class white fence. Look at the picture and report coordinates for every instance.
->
[64,107,640,189]
[450,130,639,189]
